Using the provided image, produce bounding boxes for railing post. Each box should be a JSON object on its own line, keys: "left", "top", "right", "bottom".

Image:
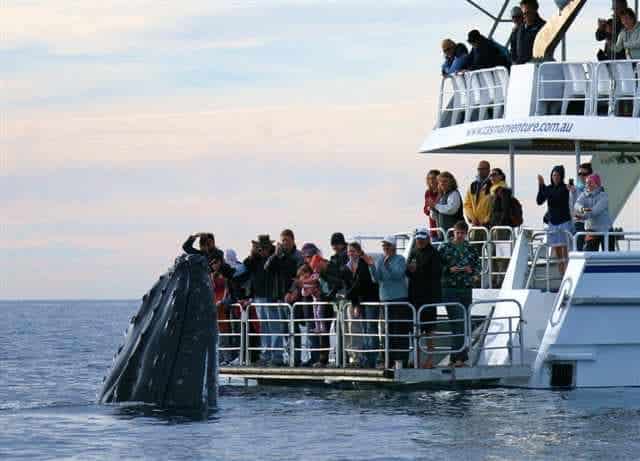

{"left": 239, "top": 304, "right": 246, "bottom": 366}
{"left": 412, "top": 303, "right": 419, "bottom": 369}
{"left": 334, "top": 302, "right": 342, "bottom": 368}
{"left": 289, "top": 304, "right": 295, "bottom": 368}
{"left": 384, "top": 304, "right": 390, "bottom": 369}
{"left": 508, "top": 317, "right": 513, "bottom": 365}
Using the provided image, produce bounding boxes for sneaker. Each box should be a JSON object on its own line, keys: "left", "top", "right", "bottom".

{"left": 229, "top": 357, "right": 242, "bottom": 366}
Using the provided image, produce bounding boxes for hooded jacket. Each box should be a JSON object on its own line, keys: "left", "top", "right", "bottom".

{"left": 513, "top": 15, "right": 546, "bottom": 64}
{"left": 574, "top": 187, "right": 613, "bottom": 232}
{"left": 536, "top": 165, "right": 572, "bottom": 225}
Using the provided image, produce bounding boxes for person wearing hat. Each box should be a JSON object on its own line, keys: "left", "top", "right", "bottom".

{"left": 574, "top": 174, "right": 613, "bottom": 252}
{"left": 366, "top": 235, "right": 410, "bottom": 367}
{"left": 243, "top": 234, "right": 276, "bottom": 365}
{"left": 406, "top": 229, "right": 442, "bottom": 368}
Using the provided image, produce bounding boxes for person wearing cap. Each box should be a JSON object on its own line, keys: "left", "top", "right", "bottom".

{"left": 366, "top": 235, "right": 410, "bottom": 367}
{"left": 438, "top": 221, "right": 481, "bottom": 367}
{"left": 243, "top": 235, "right": 276, "bottom": 365}
{"left": 574, "top": 174, "right": 613, "bottom": 252}
{"left": 465, "top": 29, "right": 510, "bottom": 71}
{"left": 406, "top": 229, "right": 442, "bottom": 368}
{"left": 441, "top": 38, "right": 469, "bottom": 76}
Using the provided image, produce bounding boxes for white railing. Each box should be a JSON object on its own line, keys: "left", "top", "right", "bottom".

{"left": 290, "top": 302, "right": 339, "bottom": 367}
{"left": 437, "top": 66, "right": 509, "bottom": 128}
{"left": 536, "top": 60, "right": 640, "bottom": 117}
{"left": 572, "top": 231, "right": 640, "bottom": 252}
{"left": 222, "top": 298, "right": 524, "bottom": 370}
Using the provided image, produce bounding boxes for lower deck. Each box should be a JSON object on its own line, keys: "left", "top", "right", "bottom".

{"left": 219, "top": 365, "right": 531, "bottom": 388}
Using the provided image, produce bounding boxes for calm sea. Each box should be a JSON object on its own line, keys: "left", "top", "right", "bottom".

{"left": 2, "top": 300, "right": 640, "bottom": 460}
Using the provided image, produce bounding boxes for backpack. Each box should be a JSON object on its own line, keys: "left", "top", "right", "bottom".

{"left": 510, "top": 196, "right": 523, "bottom": 227}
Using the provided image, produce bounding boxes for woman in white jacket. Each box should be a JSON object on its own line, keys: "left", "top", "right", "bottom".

{"left": 574, "top": 174, "right": 613, "bottom": 251}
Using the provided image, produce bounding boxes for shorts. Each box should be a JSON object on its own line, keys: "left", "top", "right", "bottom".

{"left": 546, "top": 220, "right": 573, "bottom": 248}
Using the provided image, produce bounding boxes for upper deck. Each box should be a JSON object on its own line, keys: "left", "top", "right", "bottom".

{"left": 421, "top": 60, "right": 640, "bottom": 156}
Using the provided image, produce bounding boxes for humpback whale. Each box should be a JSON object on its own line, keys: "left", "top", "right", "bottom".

{"left": 99, "top": 253, "right": 217, "bottom": 410}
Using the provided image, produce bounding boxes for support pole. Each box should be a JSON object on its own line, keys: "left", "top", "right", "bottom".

{"left": 509, "top": 143, "right": 516, "bottom": 193}
{"left": 575, "top": 141, "right": 582, "bottom": 173}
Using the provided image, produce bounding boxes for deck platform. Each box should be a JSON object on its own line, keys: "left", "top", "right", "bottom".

{"left": 219, "top": 365, "right": 531, "bottom": 387}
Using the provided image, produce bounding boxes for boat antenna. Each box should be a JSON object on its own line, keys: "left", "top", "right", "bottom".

{"left": 463, "top": 0, "right": 511, "bottom": 39}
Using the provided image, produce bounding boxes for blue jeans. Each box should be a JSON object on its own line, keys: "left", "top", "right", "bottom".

{"left": 362, "top": 305, "right": 381, "bottom": 368}
{"left": 254, "top": 297, "right": 273, "bottom": 361}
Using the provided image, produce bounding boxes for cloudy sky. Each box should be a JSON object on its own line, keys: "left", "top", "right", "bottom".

{"left": 3, "top": 0, "right": 639, "bottom": 299}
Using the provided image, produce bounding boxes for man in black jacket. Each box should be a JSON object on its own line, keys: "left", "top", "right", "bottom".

{"left": 466, "top": 30, "right": 510, "bottom": 70}
{"left": 325, "top": 232, "right": 350, "bottom": 297}
{"left": 406, "top": 229, "right": 442, "bottom": 368}
{"left": 265, "top": 229, "right": 304, "bottom": 365}
{"left": 512, "top": 0, "right": 546, "bottom": 64}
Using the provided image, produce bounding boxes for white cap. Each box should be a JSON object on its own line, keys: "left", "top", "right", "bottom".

{"left": 415, "top": 228, "right": 429, "bottom": 240}
{"left": 381, "top": 235, "right": 396, "bottom": 246}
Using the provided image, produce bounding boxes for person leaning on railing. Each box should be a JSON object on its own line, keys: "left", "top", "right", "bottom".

{"left": 438, "top": 220, "right": 480, "bottom": 368}
{"left": 441, "top": 39, "right": 469, "bottom": 77}
{"left": 614, "top": 7, "right": 640, "bottom": 59}
{"left": 574, "top": 174, "right": 613, "bottom": 252}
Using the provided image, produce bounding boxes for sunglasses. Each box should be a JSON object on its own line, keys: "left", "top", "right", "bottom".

{"left": 578, "top": 171, "right": 589, "bottom": 176}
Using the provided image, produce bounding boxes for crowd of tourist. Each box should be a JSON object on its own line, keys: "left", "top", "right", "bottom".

{"left": 184, "top": 157, "right": 613, "bottom": 370}
{"left": 441, "top": 0, "right": 640, "bottom": 77}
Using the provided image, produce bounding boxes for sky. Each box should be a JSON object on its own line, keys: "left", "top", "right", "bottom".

{"left": 2, "top": 0, "right": 639, "bottom": 299}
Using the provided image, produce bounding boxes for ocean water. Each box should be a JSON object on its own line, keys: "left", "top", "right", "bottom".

{"left": 2, "top": 300, "right": 640, "bottom": 460}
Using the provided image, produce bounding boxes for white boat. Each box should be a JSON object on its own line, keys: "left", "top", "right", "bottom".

{"left": 220, "top": 0, "right": 640, "bottom": 389}
{"left": 418, "top": 0, "right": 640, "bottom": 388}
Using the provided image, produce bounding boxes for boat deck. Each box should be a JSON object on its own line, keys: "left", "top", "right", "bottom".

{"left": 219, "top": 365, "right": 531, "bottom": 388}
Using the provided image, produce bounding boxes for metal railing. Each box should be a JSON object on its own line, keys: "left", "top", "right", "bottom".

{"left": 218, "top": 302, "right": 245, "bottom": 364}
{"left": 572, "top": 231, "right": 640, "bottom": 252}
{"left": 245, "top": 302, "right": 292, "bottom": 365}
{"left": 416, "top": 302, "right": 468, "bottom": 365}
{"left": 220, "top": 298, "right": 524, "bottom": 370}
{"left": 535, "top": 60, "right": 640, "bottom": 117}
{"left": 469, "top": 298, "right": 524, "bottom": 366}
{"left": 290, "top": 302, "right": 339, "bottom": 367}
{"left": 437, "top": 66, "right": 509, "bottom": 128}
{"left": 525, "top": 229, "right": 574, "bottom": 292}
